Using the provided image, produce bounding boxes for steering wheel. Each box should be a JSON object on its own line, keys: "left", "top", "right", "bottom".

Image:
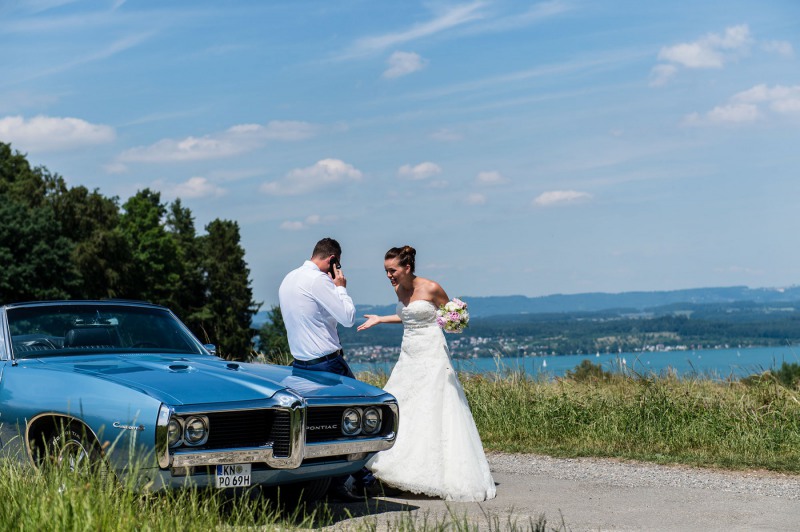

{"left": 131, "top": 341, "right": 159, "bottom": 348}
{"left": 26, "top": 338, "right": 56, "bottom": 349}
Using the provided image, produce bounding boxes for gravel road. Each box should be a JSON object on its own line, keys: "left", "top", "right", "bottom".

{"left": 323, "top": 452, "right": 800, "bottom": 530}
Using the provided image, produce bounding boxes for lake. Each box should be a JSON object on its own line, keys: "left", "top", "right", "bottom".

{"left": 351, "top": 344, "right": 800, "bottom": 379}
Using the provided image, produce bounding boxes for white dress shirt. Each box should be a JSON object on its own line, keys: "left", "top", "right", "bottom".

{"left": 278, "top": 260, "right": 355, "bottom": 361}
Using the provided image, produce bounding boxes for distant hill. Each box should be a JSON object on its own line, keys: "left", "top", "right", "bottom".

{"left": 252, "top": 285, "right": 800, "bottom": 326}
{"left": 355, "top": 285, "right": 800, "bottom": 320}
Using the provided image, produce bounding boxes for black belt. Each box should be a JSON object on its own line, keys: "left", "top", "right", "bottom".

{"left": 293, "top": 349, "right": 343, "bottom": 366}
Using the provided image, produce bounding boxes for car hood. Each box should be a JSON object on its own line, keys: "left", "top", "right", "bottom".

{"left": 30, "top": 354, "right": 378, "bottom": 405}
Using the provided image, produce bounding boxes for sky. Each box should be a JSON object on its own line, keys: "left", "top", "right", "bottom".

{"left": 1, "top": 0, "right": 799, "bottom": 308}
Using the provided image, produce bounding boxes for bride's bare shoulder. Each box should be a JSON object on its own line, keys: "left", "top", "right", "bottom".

{"left": 414, "top": 277, "right": 448, "bottom": 301}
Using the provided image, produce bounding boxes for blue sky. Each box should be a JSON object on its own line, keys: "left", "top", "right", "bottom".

{"left": 1, "top": 0, "right": 799, "bottom": 307}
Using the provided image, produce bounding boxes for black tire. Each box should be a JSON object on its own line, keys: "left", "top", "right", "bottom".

{"left": 46, "top": 422, "right": 110, "bottom": 479}
{"left": 279, "top": 477, "right": 331, "bottom": 503}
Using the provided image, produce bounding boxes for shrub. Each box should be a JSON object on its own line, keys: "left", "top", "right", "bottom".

{"left": 771, "top": 361, "right": 800, "bottom": 390}
{"left": 564, "top": 359, "right": 613, "bottom": 382}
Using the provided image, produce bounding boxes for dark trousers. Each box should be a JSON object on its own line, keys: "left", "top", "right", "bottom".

{"left": 291, "top": 350, "right": 355, "bottom": 378}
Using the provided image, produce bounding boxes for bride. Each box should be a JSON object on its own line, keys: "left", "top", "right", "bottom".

{"left": 358, "top": 246, "right": 496, "bottom": 501}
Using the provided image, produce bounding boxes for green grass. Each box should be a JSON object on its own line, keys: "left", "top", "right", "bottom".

{"left": 0, "top": 461, "right": 329, "bottom": 531}
{"left": 462, "top": 370, "right": 800, "bottom": 472}
{"left": 4, "top": 369, "right": 798, "bottom": 531}
{"left": 362, "top": 368, "right": 800, "bottom": 472}
{"left": 0, "top": 459, "right": 561, "bottom": 532}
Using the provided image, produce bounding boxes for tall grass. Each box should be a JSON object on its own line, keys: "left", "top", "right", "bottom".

{"left": 6, "top": 369, "right": 797, "bottom": 531}
{"left": 0, "top": 460, "right": 327, "bottom": 531}
{"left": 463, "top": 370, "right": 800, "bottom": 472}
{"left": 362, "top": 368, "right": 800, "bottom": 472}
{"left": 0, "top": 460, "right": 559, "bottom": 531}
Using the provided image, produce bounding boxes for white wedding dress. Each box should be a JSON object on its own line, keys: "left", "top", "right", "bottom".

{"left": 367, "top": 300, "right": 496, "bottom": 501}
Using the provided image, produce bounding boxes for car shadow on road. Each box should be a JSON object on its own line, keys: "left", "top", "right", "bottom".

{"left": 255, "top": 488, "right": 426, "bottom": 528}
{"left": 322, "top": 496, "right": 422, "bottom": 523}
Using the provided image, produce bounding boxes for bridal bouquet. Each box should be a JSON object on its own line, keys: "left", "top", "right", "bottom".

{"left": 436, "top": 298, "right": 469, "bottom": 333}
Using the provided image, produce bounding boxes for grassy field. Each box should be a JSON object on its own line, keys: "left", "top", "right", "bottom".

{"left": 359, "top": 368, "right": 800, "bottom": 472}
{"left": 467, "top": 370, "right": 800, "bottom": 472}
{"left": 3, "top": 370, "right": 798, "bottom": 531}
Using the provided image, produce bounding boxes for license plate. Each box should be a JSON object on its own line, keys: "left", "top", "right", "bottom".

{"left": 215, "top": 464, "right": 251, "bottom": 488}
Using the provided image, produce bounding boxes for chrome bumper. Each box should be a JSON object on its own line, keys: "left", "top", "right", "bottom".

{"left": 157, "top": 391, "right": 398, "bottom": 470}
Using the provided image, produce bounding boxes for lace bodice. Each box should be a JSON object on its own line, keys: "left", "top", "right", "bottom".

{"left": 396, "top": 300, "right": 438, "bottom": 329}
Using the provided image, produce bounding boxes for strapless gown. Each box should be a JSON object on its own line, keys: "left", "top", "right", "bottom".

{"left": 367, "top": 300, "right": 496, "bottom": 501}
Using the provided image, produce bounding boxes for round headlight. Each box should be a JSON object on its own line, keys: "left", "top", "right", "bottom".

{"left": 341, "top": 408, "right": 361, "bottom": 435}
{"left": 167, "top": 418, "right": 182, "bottom": 447}
{"left": 184, "top": 416, "right": 208, "bottom": 445}
{"left": 362, "top": 407, "right": 381, "bottom": 435}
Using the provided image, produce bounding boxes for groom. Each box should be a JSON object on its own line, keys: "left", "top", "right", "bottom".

{"left": 278, "top": 237, "right": 376, "bottom": 501}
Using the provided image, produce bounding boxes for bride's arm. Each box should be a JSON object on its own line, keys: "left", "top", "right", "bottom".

{"left": 357, "top": 314, "right": 401, "bottom": 331}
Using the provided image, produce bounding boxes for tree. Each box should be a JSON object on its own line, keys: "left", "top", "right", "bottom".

{"left": 0, "top": 196, "right": 78, "bottom": 303}
{"left": 0, "top": 142, "right": 48, "bottom": 206}
{"left": 257, "top": 306, "right": 292, "bottom": 365}
{"left": 165, "top": 199, "right": 206, "bottom": 325}
{"left": 50, "top": 184, "right": 129, "bottom": 299}
{"left": 198, "top": 219, "right": 260, "bottom": 360}
{"left": 118, "top": 189, "right": 181, "bottom": 305}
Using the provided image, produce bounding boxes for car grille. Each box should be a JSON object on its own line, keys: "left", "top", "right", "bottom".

{"left": 205, "top": 409, "right": 291, "bottom": 457}
{"left": 305, "top": 405, "right": 394, "bottom": 443}
{"left": 270, "top": 411, "right": 291, "bottom": 457}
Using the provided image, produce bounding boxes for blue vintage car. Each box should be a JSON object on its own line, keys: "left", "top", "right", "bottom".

{"left": 0, "top": 300, "right": 397, "bottom": 496}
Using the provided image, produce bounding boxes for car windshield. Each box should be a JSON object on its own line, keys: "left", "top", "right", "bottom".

{"left": 7, "top": 303, "right": 206, "bottom": 358}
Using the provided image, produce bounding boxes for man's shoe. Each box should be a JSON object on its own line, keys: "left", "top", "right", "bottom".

{"left": 329, "top": 482, "right": 367, "bottom": 503}
{"left": 354, "top": 475, "right": 383, "bottom": 498}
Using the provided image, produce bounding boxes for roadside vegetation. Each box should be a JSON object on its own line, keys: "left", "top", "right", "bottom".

{"left": 2, "top": 361, "right": 797, "bottom": 531}
{"left": 0, "top": 459, "right": 556, "bottom": 531}
{"left": 468, "top": 363, "right": 800, "bottom": 472}
{"left": 366, "top": 360, "right": 800, "bottom": 473}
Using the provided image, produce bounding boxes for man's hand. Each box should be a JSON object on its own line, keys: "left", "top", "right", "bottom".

{"left": 331, "top": 264, "right": 346, "bottom": 288}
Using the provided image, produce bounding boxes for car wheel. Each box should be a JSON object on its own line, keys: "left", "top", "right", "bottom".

{"left": 279, "top": 477, "right": 331, "bottom": 502}
{"left": 47, "top": 423, "right": 110, "bottom": 480}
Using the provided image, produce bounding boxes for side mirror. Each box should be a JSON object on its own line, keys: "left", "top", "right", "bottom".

{"left": 204, "top": 344, "right": 217, "bottom": 355}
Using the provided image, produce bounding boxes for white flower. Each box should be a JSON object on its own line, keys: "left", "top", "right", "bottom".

{"left": 445, "top": 301, "right": 459, "bottom": 312}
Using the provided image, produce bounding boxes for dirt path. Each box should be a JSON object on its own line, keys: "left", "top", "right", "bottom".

{"left": 321, "top": 452, "right": 800, "bottom": 530}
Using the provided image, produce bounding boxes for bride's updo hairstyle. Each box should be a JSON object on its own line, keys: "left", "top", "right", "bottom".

{"left": 385, "top": 245, "right": 416, "bottom": 274}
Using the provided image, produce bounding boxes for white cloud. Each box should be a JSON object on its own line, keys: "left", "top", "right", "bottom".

{"left": 383, "top": 51, "right": 427, "bottom": 79}
{"left": 280, "top": 214, "right": 329, "bottom": 231}
{"left": 280, "top": 221, "right": 305, "bottom": 231}
{"left": 652, "top": 25, "right": 754, "bottom": 85}
{"left": 732, "top": 84, "right": 800, "bottom": 112}
{"left": 659, "top": 42, "right": 725, "bottom": 69}
{"left": 648, "top": 64, "right": 678, "bottom": 87}
{"left": 466, "top": 193, "right": 486, "bottom": 205}
{"left": 684, "top": 84, "right": 800, "bottom": 125}
{"left": 707, "top": 103, "right": 761, "bottom": 123}
{"left": 430, "top": 128, "right": 463, "bottom": 142}
{"left": 684, "top": 103, "right": 761, "bottom": 125}
{"left": 261, "top": 158, "right": 363, "bottom": 195}
{"left": 533, "top": 190, "right": 591, "bottom": 207}
{"left": 475, "top": 170, "right": 507, "bottom": 186}
{"left": 398, "top": 161, "right": 442, "bottom": 180}
{"left": 0, "top": 114, "right": 115, "bottom": 152}
{"left": 119, "top": 120, "right": 318, "bottom": 163}
{"left": 761, "top": 40, "right": 794, "bottom": 57}
{"left": 342, "top": 2, "right": 485, "bottom": 58}
{"left": 467, "top": 0, "right": 571, "bottom": 34}
{"left": 154, "top": 176, "right": 228, "bottom": 199}
{"left": 104, "top": 162, "right": 128, "bottom": 174}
